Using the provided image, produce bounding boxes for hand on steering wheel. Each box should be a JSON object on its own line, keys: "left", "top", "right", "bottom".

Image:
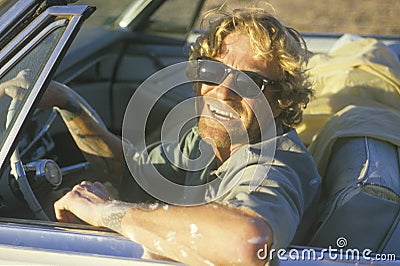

{"left": 0, "top": 69, "right": 33, "bottom": 101}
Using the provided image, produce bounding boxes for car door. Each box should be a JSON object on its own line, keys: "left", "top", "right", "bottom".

{"left": 0, "top": 0, "right": 153, "bottom": 263}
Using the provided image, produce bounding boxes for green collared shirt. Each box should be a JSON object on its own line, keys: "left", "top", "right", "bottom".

{"left": 125, "top": 127, "right": 321, "bottom": 249}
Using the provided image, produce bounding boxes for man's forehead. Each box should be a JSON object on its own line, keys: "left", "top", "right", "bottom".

{"left": 216, "top": 32, "right": 282, "bottom": 80}
{"left": 219, "top": 33, "right": 255, "bottom": 59}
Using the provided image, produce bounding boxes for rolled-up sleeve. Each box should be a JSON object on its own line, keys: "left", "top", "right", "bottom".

{"left": 219, "top": 131, "right": 321, "bottom": 250}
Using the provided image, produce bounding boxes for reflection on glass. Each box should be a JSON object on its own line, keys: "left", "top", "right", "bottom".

{"left": 0, "top": 26, "right": 65, "bottom": 149}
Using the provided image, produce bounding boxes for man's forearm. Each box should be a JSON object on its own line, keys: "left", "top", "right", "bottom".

{"left": 101, "top": 201, "right": 135, "bottom": 234}
{"left": 101, "top": 202, "right": 272, "bottom": 265}
{"left": 52, "top": 82, "right": 124, "bottom": 183}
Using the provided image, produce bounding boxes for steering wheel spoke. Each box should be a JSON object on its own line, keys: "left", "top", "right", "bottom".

{"left": 12, "top": 153, "right": 50, "bottom": 220}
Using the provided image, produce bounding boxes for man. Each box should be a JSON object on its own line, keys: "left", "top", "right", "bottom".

{"left": 50, "top": 7, "right": 320, "bottom": 265}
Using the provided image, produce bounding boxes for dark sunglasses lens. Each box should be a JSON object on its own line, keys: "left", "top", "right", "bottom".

{"left": 198, "top": 61, "right": 226, "bottom": 85}
{"left": 193, "top": 60, "right": 268, "bottom": 98}
{"left": 235, "top": 72, "right": 263, "bottom": 98}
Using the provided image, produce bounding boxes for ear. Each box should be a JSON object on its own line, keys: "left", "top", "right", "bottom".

{"left": 272, "top": 106, "right": 282, "bottom": 118}
{"left": 265, "top": 91, "right": 282, "bottom": 118}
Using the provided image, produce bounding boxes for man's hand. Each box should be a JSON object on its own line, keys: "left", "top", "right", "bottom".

{"left": 54, "top": 181, "right": 115, "bottom": 226}
{"left": 0, "top": 69, "right": 75, "bottom": 110}
{"left": 0, "top": 69, "right": 34, "bottom": 100}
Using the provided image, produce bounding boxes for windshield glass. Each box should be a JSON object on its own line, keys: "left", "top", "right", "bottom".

{"left": 0, "top": 0, "right": 15, "bottom": 17}
{"left": 81, "top": 0, "right": 202, "bottom": 39}
{"left": 80, "top": 0, "right": 398, "bottom": 36}
{"left": 0, "top": 26, "right": 66, "bottom": 149}
{"left": 79, "top": 0, "right": 132, "bottom": 26}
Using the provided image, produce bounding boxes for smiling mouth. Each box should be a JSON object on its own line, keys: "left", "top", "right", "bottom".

{"left": 208, "top": 104, "right": 240, "bottom": 121}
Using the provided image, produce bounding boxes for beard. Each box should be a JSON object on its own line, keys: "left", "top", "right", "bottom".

{"left": 197, "top": 106, "right": 261, "bottom": 149}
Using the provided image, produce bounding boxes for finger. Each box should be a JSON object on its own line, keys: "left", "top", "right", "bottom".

{"left": 80, "top": 180, "right": 92, "bottom": 186}
{"left": 80, "top": 181, "right": 101, "bottom": 194}
{"left": 66, "top": 211, "right": 78, "bottom": 223}
{"left": 54, "top": 196, "right": 72, "bottom": 222}
{"left": 15, "top": 69, "right": 34, "bottom": 87}
{"left": 72, "top": 183, "right": 106, "bottom": 204}
{"left": 93, "top": 182, "right": 113, "bottom": 198}
{"left": 54, "top": 190, "right": 91, "bottom": 223}
{"left": 17, "top": 69, "right": 34, "bottom": 79}
{"left": 78, "top": 182, "right": 96, "bottom": 194}
{"left": 5, "top": 70, "right": 33, "bottom": 89}
{"left": 78, "top": 181, "right": 110, "bottom": 199}
{"left": 93, "top": 181, "right": 106, "bottom": 190}
{"left": 83, "top": 182, "right": 111, "bottom": 200}
{"left": 56, "top": 209, "right": 78, "bottom": 223}
{"left": 5, "top": 86, "right": 26, "bottom": 100}
{"left": 72, "top": 184, "right": 84, "bottom": 192}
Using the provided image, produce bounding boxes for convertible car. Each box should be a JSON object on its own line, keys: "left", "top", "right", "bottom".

{"left": 0, "top": 0, "right": 398, "bottom": 264}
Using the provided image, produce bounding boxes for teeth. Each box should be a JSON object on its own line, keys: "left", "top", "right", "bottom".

{"left": 209, "top": 104, "right": 239, "bottom": 120}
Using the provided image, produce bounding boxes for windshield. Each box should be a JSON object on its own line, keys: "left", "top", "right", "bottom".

{"left": 0, "top": 26, "right": 66, "bottom": 152}
{"left": 79, "top": 0, "right": 133, "bottom": 27}
{"left": 0, "top": 0, "right": 15, "bottom": 17}
{"left": 81, "top": 0, "right": 202, "bottom": 39}
{"left": 80, "top": 0, "right": 399, "bottom": 36}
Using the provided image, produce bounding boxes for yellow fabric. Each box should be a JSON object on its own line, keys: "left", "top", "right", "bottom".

{"left": 296, "top": 37, "right": 400, "bottom": 145}
{"left": 294, "top": 37, "right": 400, "bottom": 174}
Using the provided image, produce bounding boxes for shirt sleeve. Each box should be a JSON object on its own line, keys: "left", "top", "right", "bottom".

{"left": 218, "top": 132, "right": 321, "bottom": 250}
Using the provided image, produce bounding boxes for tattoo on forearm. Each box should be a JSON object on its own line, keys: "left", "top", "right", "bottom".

{"left": 56, "top": 102, "right": 83, "bottom": 121}
{"left": 101, "top": 201, "right": 135, "bottom": 234}
{"left": 67, "top": 122, "right": 112, "bottom": 154}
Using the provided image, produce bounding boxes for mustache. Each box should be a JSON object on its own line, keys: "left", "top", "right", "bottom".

{"left": 196, "top": 97, "right": 244, "bottom": 116}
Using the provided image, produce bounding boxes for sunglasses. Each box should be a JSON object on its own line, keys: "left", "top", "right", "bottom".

{"left": 188, "top": 58, "right": 281, "bottom": 98}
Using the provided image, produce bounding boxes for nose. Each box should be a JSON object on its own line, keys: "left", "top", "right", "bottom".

{"left": 213, "top": 74, "right": 240, "bottom": 100}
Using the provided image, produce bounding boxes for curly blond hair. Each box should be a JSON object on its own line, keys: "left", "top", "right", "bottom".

{"left": 189, "top": 6, "right": 313, "bottom": 129}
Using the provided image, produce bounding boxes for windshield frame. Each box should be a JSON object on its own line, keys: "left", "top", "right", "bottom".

{"left": 0, "top": 4, "right": 95, "bottom": 175}
{"left": 0, "top": 0, "right": 42, "bottom": 49}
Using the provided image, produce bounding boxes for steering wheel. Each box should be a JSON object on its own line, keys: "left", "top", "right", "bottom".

{"left": 7, "top": 98, "right": 54, "bottom": 220}
{"left": 5, "top": 87, "right": 101, "bottom": 220}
